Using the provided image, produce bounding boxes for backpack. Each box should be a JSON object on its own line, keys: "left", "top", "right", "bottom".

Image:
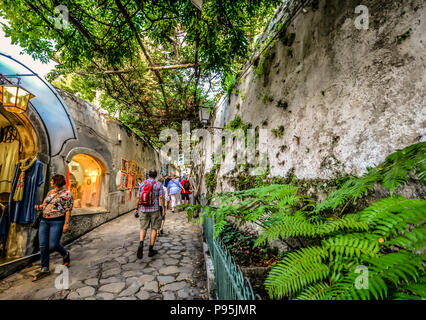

{"left": 183, "top": 179, "right": 190, "bottom": 191}
{"left": 139, "top": 180, "right": 156, "bottom": 206}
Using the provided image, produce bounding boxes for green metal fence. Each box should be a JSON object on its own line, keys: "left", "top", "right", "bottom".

{"left": 201, "top": 194, "right": 258, "bottom": 300}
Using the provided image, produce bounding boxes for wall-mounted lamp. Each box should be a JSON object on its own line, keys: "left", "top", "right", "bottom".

{"left": 0, "top": 75, "right": 35, "bottom": 114}
{"left": 198, "top": 105, "right": 223, "bottom": 130}
{"left": 199, "top": 105, "right": 210, "bottom": 125}
{"left": 118, "top": 133, "right": 122, "bottom": 143}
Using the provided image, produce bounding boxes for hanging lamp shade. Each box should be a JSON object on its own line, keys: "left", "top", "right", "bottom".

{"left": 199, "top": 105, "right": 210, "bottom": 124}
{"left": 0, "top": 83, "right": 35, "bottom": 113}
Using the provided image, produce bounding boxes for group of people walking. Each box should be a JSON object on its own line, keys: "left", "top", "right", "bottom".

{"left": 135, "top": 171, "right": 192, "bottom": 259}
{"left": 31, "top": 170, "right": 193, "bottom": 281}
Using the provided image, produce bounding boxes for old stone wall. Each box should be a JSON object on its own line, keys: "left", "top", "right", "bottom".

{"left": 205, "top": 0, "right": 425, "bottom": 195}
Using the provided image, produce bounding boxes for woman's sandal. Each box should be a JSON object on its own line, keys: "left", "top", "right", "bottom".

{"left": 32, "top": 270, "right": 50, "bottom": 282}
{"left": 63, "top": 252, "right": 71, "bottom": 267}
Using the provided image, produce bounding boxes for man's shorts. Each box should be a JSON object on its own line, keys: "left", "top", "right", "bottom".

{"left": 181, "top": 193, "right": 190, "bottom": 201}
{"left": 139, "top": 210, "right": 162, "bottom": 230}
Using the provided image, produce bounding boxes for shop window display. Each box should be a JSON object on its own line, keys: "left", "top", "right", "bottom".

{"left": 0, "top": 109, "right": 41, "bottom": 261}
{"left": 67, "top": 154, "right": 104, "bottom": 209}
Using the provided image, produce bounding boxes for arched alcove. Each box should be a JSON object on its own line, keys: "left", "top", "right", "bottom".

{"left": 66, "top": 153, "right": 108, "bottom": 212}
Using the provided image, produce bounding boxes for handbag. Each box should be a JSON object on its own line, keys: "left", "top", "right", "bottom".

{"left": 31, "top": 210, "right": 43, "bottom": 229}
{"left": 31, "top": 191, "right": 62, "bottom": 229}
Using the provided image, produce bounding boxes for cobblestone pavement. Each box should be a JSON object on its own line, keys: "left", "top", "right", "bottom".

{"left": 0, "top": 210, "right": 208, "bottom": 300}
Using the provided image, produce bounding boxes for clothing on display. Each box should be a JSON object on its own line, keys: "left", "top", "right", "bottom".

{"left": 9, "top": 159, "right": 44, "bottom": 225}
{"left": 0, "top": 204, "right": 9, "bottom": 258}
{"left": 0, "top": 203, "right": 9, "bottom": 236}
{"left": 0, "top": 126, "right": 20, "bottom": 193}
{"left": 12, "top": 156, "right": 38, "bottom": 202}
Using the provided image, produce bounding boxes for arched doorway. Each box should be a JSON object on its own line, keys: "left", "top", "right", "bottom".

{"left": 67, "top": 154, "right": 107, "bottom": 211}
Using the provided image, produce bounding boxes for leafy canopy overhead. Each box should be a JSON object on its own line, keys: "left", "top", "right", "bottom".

{"left": 0, "top": 0, "right": 280, "bottom": 145}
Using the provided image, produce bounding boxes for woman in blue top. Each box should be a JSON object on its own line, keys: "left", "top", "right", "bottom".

{"left": 167, "top": 175, "right": 182, "bottom": 213}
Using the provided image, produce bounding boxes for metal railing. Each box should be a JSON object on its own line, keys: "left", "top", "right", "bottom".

{"left": 201, "top": 194, "right": 258, "bottom": 300}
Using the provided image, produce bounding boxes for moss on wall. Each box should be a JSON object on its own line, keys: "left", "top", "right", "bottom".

{"left": 225, "top": 115, "right": 252, "bottom": 132}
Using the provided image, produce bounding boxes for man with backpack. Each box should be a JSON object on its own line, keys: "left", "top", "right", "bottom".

{"left": 180, "top": 175, "right": 191, "bottom": 205}
{"left": 135, "top": 170, "right": 165, "bottom": 259}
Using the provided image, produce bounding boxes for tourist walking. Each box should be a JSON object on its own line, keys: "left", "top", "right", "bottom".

{"left": 167, "top": 175, "right": 182, "bottom": 213}
{"left": 181, "top": 175, "right": 191, "bottom": 205}
{"left": 163, "top": 175, "right": 171, "bottom": 210}
{"left": 32, "top": 174, "right": 73, "bottom": 281}
{"left": 164, "top": 175, "right": 172, "bottom": 189}
{"left": 157, "top": 178, "right": 168, "bottom": 236}
{"left": 136, "top": 170, "right": 165, "bottom": 258}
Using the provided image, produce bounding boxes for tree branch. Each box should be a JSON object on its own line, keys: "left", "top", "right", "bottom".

{"left": 75, "top": 63, "right": 196, "bottom": 75}
{"left": 115, "top": 0, "right": 170, "bottom": 114}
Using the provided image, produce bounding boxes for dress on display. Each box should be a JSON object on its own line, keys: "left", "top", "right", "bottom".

{"left": 9, "top": 159, "right": 44, "bottom": 225}
{"left": 0, "top": 140, "right": 20, "bottom": 193}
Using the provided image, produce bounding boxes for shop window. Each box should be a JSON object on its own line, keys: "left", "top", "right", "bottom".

{"left": 0, "top": 108, "right": 39, "bottom": 261}
{"left": 67, "top": 154, "right": 105, "bottom": 210}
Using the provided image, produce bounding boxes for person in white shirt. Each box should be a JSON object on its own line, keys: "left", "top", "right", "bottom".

{"left": 158, "top": 178, "right": 168, "bottom": 236}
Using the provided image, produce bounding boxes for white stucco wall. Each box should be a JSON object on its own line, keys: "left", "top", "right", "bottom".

{"left": 205, "top": 0, "right": 425, "bottom": 193}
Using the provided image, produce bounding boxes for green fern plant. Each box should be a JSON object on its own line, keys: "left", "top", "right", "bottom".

{"left": 189, "top": 142, "right": 426, "bottom": 300}
{"left": 316, "top": 142, "right": 426, "bottom": 213}
{"left": 262, "top": 143, "right": 426, "bottom": 300}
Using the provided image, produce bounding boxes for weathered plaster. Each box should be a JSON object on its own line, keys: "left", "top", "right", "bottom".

{"left": 207, "top": 0, "right": 425, "bottom": 194}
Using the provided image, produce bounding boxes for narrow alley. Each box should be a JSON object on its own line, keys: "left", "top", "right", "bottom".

{"left": 0, "top": 211, "right": 208, "bottom": 300}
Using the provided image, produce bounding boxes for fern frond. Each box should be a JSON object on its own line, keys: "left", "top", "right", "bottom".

{"left": 265, "top": 246, "right": 329, "bottom": 298}
{"left": 358, "top": 196, "right": 426, "bottom": 224}
{"left": 415, "top": 156, "right": 426, "bottom": 185}
{"left": 381, "top": 142, "right": 426, "bottom": 193}
{"left": 316, "top": 214, "right": 369, "bottom": 234}
{"left": 331, "top": 251, "right": 424, "bottom": 300}
{"left": 316, "top": 169, "right": 380, "bottom": 212}
{"left": 295, "top": 282, "right": 332, "bottom": 300}
{"left": 397, "top": 283, "right": 426, "bottom": 299}
{"left": 323, "top": 235, "right": 380, "bottom": 259}
{"left": 255, "top": 215, "right": 316, "bottom": 246}
{"left": 256, "top": 213, "right": 369, "bottom": 246}
{"left": 316, "top": 142, "right": 426, "bottom": 212}
{"left": 386, "top": 226, "right": 426, "bottom": 251}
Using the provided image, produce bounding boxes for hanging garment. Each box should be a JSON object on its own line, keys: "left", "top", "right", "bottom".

{"left": 0, "top": 140, "right": 20, "bottom": 193}
{"left": 0, "top": 204, "right": 8, "bottom": 258}
{"left": 12, "top": 156, "right": 37, "bottom": 202}
{"left": 0, "top": 203, "right": 9, "bottom": 237}
{"left": 9, "top": 159, "right": 44, "bottom": 225}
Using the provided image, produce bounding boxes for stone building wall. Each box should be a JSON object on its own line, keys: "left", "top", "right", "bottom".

{"left": 55, "top": 88, "right": 160, "bottom": 244}
{"left": 203, "top": 0, "right": 426, "bottom": 196}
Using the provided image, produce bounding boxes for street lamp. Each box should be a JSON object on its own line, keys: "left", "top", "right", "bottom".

{"left": 198, "top": 105, "right": 223, "bottom": 130}
{"left": 0, "top": 76, "right": 35, "bottom": 114}
{"left": 199, "top": 105, "right": 210, "bottom": 125}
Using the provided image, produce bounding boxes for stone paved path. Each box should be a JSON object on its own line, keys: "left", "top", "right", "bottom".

{"left": 0, "top": 210, "right": 208, "bottom": 300}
